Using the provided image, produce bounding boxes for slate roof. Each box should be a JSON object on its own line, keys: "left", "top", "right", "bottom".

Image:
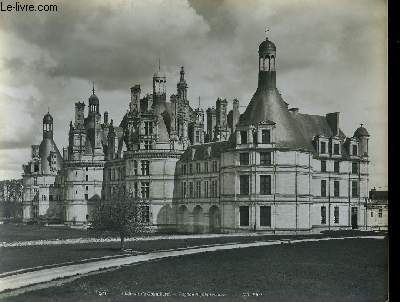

{"left": 180, "top": 141, "right": 233, "bottom": 161}
{"left": 239, "top": 88, "right": 314, "bottom": 151}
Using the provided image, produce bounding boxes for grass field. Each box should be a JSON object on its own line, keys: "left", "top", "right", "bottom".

{"left": 0, "top": 224, "right": 89, "bottom": 242}
{"left": 2, "top": 238, "right": 388, "bottom": 302}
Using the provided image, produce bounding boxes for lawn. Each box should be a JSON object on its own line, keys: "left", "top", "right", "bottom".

{"left": 1, "top": 238, "right": 388, "bottom": 302}
{"left": 0, "top": 224, "right": 89, "bottom": 242}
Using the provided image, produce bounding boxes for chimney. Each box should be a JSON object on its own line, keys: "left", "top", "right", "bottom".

{"left": 104, "top": 111, "right": 109, "bottom": 124}
{"left": 326, "top": 112, "right": 340, "bottom": 136}
{"left": 232, "top": 98, "right": 240, "bottom": 133}
{"left": 130, "top": 84, "right": 141, "bottom": 112}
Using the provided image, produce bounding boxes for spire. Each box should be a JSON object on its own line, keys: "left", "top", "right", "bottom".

{"left": 198, "top": 96, "right": 201, "bottom": 108}
{"left": 158, "top": 57, "right": 161, "bottom": 72}
{"left": 92, "top": 82, "right": 95, "bottom": 95}
{"left": 265, "top": 27, "right": 270, "bottom": 40}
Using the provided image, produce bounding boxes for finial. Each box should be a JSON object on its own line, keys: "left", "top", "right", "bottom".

{"left": 158, "top": 58, "right": 161, "bottom": 72}
{"left": 360, "top": 123, "right": 364, "bottom": 127}
{"left": 198, "top": 96, "right": 201, "bottom": 108}
{"left": 47, "top": 106, "right": 50, "bottom": 114}
{"left": 265, "top": 27, "right": 269, "bottom": 39}
{"left": 92, "top": 82, "right": 95, "bottom": 95}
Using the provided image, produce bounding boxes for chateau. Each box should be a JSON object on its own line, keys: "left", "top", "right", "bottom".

{"left": 22, "top": 36, "right": 370, "bottom": 233}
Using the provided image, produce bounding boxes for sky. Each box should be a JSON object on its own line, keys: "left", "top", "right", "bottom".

{"left": 0, "top": 0, "right": 387, "bottom": 189}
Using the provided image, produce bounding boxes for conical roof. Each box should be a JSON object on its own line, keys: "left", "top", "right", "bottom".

{"left": 239, "top": 88, "right": 313, "bottom": 151}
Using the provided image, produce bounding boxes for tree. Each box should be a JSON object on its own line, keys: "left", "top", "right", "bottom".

{"left": 91, "top": 193, "right": 149, "bottom": 251}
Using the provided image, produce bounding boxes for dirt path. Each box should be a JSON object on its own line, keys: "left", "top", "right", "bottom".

{"left": 0, "top": 235, "right": 384, "bottom": 293}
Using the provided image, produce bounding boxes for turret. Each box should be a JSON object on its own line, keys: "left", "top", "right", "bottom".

{"left": 353, "top": 124, "right": 370, "bottom": 157}
{"left": 258, "top": 36, "right": 276, "bottom": 89}
{"left": 153, "top": 63, "right": 166, "bottom": 104}
{"left": 43, "top": 112, "right": 53, "bottom": 139}
{"left": 177, "top": 66, "right": 188, "bottom": 101}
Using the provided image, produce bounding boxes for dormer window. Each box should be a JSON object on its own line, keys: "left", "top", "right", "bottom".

{"left": 144, "top": 140, "right": 152, "bottom": 150}
{"left": 240, "top": 131, "right": 247, "bottom": 144}
{"left": 333, "top": 143, "right": 340, "bottom": 155}
{"left": 144, "top": 121, "right": 153, "bottom": 136}
{"left": 320, "top": 141, "right": 326, "bottom": 154}
{"left": 261, "top": 129, "right": 271, "bottom": 144}
{"left": 352, "top": 145, "right": 358, "bottom": 156}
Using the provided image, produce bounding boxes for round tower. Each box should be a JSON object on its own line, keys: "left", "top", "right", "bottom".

{"left": 258, "top": 36, "right": 277, "bottom": 89}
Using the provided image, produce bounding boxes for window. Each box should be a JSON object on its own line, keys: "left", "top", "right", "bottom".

{"left": 182, "top": 164, "right": 187, "bottom": 175}
{"left": 321, "top": 180, "right": 327, "bottom": 197}
{"left": 212, "top": 161, "right": 218, "bottom": 172}
{"left": 352, "top": 162, "right": 358, "bottom": 174}
{"left": 141, "top": 160, "right": 150, "bottom": 176}
{"left": 240, "top": 153, "right": 249, "bottom": 165}
{"left": 240, "top": 175, "right": 249, "bottom": 195}
{"left": 33, "top": 177, "right": 37, "bottom": 185}
{"left": 144, "top": 121, "right": 153, "bottom": 136}
{"left": 239, "top": 206, "right": 249, "bottom": 226}
{"left": 196, "top": 163, "right": 201, "bottom": 173}
{"left": 371, "top": 211, "right": 373, "bottom": 218}
{"left": 141, "top": 182, "right": 150, "bottom": 199}
{"left": 49, "top": 195, "right": 53, "bottom": 201}
{"left": 196, "top": 181, "right": 201, "bottom": 198}
{"left": 333, "top": 180, "right": 340, "bottom": 197}
{"left": 84, "top": 194, "right": 88, "bottom": 200}
{"left": 195, "top": 130, "right": 200, "bottom": 143}
{"left": 182, "top": 182, "right": 187, "bottom": 198}
{"left": 334, "top": 161, "right": 340, "bottom": 173}
{"left": 321, "top": 160, "right": 327, "bottom": 172}
{"left": 352, "top": 181, "right": 359, "bottom": 197}
{"left": 86, "top": 175, "right": 88, "bottom": 181}
{"left": 189, "top": 182, "right": 194, "bottom": 198}
{"left": 189, "top": 164, "right": 193, "bottom": 174}
{"left": 321, "top": 206, "right": 326, "bottom": 224}
{"left": 260, "top": 152, "right": 272, "bottom": 166}
{"left": 260, "top": 206, "right": 271, "bottom": 226}
{"left": 261, "top": 129, "right": 271, "bottom": 144}
{"left": 134, "top": 182, "right": 139, "bottom": 198}
{"left": 352, "top": 145, "right": 358, "bottom": 156}
{"left": 320, "top": 141, "right": 326, "bottom": 154}
{"left": 144, "top": 140, "right": 152, "bottom": 150}
{"left": 334, "top": 181, "right": 340, "bottom": 197}
{"left": 260, "top": 175, "right": 271, "bottom": 195}
{"left": 141, "top": 206, "right": 150, "bottom": 223}
{"left": 378, "top": 209, "right": 383, "bottom": 218}
{"left": 86, "top": 186, "right": 88, "bottom": 191}
{"left": 240, "top": 131, "right": 247, "bottom": 144}
{"left": 204, "top": 162, "right": 209, "bottom": 173}
{"left": 34, "top": 163, "right": 39, "bottom": 172}
{"left": 333, "top": 143, "right": 340, "bottom": 155}
{"left": 204, "top": 181, "right": 209, "bottom": 198}
{"left": 211, "top": 180, "right": 218, "bottom": 197}
{"left": 42, "top": 195, "right": 46, "bottom": 201}
{"left": 334, "top": 206, "right": 339, "bottom": 223}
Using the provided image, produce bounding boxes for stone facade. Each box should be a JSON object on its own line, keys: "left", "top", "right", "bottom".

{"left": 22, "top": 113, "right": 63, "bottom": 221}
{"left": 21, "top": 36, "right": 372, "bottom": 233}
